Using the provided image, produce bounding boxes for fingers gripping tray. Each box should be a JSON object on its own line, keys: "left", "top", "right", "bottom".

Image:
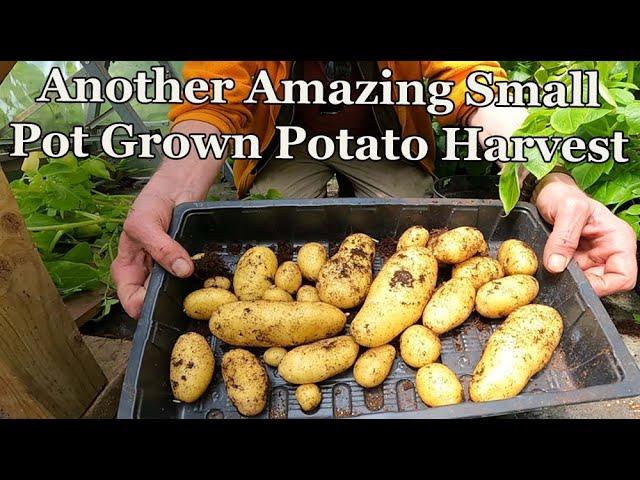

{"left": 118, "top": 199, "right": 640, "bottom": 419}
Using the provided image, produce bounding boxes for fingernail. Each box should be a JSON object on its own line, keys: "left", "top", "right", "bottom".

{"left": 171, "top": 258, "right": 190, "bottom": 277}
{"left": 548, "top": 254, "right": 568, "bottom": 272}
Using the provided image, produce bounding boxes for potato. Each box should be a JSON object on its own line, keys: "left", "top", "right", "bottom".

{"left": 350, "top": 246, "right": 437, "bottom": 347}
{"left": 210, "top": 301, "right": 346, "bottom": 347}
{"left": 183, "top": 287, "right": 238, "bottom": 320}
{"left": 297, "top": 285, "right": 320, "bottom": 302}
{"left": 170, "top": 333, "right": 215, "bottom": 403}
{"left": 203, "top": 276, "right": 231, "bottom": 290}
{"left": 296, "top": 384, "right": 322, "bottom": 412}
{"left": 397, "top": 225, "right": 429, "bottom": 251}
{"left": 400, "top": 325, "right": 441, "bottom": 368}
{"left": 498, "top": 239, "right": 539, "bottom": 276}
{"left": 221, "top": 349, "right": 269, "bottom": 416}
{"left": 262, "top": 285, "right": 293, "bottom": 302}
{"left": 263, "top": 346, "right": 287, "bottom": 367}
{"left": 475, "top": 274, "right": 539, "bottom": 319}
{"left": 353, "top": 345, "right": 396, "bottom": 388}
{"left": 297, "top": 242, "right": 328, "bottom": 281}
{"left": 275, "top": 261, "right": 302, "bottom": 294}
{"left": 233, "top": 246, "right": 278, "bottom": 301}
{"left": 278, "top": 335, "right": 359, "bottom": 384}
{"left": 470, "top": 304, "right": 563, "bottom": 402}
{"left": 422, "top": 278, "right": 475, "bottom": 334}
{"left": 429, "top": 226, "right": 488, "bottom": 264}
{"left": 451, "top": 256, "right": 504, "bottom": 290}
{"left": 317, "top": 233, "right": 376, "bottom": 309}
{"left": 415, "top": 363, "right": 464, "bottom": 407}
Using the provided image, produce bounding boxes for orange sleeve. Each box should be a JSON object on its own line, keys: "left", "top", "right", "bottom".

{"left": 421, "top": 61, "right": 507, "bottom": 126}
{"left": 168, "top": 61, "right": 259, "bottom": 134}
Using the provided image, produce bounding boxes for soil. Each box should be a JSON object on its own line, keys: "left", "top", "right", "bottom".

{"left": 616, "top": 320, "right": 640, "bottom": 337}
{"left": 193, "top": 244, "right": 232, "bottom": 279}
{"left": 275, "top": 242, "right": 294, "bottom": 264}
{"left": 377, "top": 237, "right": 397, "bottom": 261}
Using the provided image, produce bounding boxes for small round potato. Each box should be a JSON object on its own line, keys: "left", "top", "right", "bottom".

{"left": 400, "top": 325, "right": 441, "bottom": 368}
{"left": 475, "top": 274, "right": 539, "bottom": 319}
{"left": 170, "top": 333, "right": 215, "bottom": 403}
{"left": 296, "top": 384, "right": 322, "bottom": 412}
{"left": 263, "top": 347, "right": 287, "bottom": 367}
{"left": 262, "top": 285, "right": 293, "bottom": 302}
{"left": 415, "top": 363, "right": 463, "bottom": 407}
{"left": 397, "top": 226, "right": 429, "bottom": 251}
{"left": 221, "top": 349, "right": 269, "bottom": 417}
{"left": 430, "top": 226, "right": 488, "bottom": 264}
{"left": 297, "top": 242, "right": 328, "bottom": 281}
{"left": 296, "top": 285, "right": 320, "bottom": 302}
{"left": 497, "top": 239, "right": 539, "bottom": 276}
{"left": 183, "top": 287, "right": 238, "bottom": 320}
{"left": 204, "top": 276, "right": 231, "bottom": 290}
{"left": 275, "top": 261, "right": 303, "bottom": 294}
{"left": 353, "top": 344, "right": 396, "bottom": 388}
{"left": 451, "top": 256, "right": 504, "bottom": 290}
{"left": 422, "top": 278, "right": 476, "bottom": 334}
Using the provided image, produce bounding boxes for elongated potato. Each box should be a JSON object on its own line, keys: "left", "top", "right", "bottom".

{"left": 317, "top": 233, "right": 376, "bottom": 309}
{"left": 470, "top": 304, "right": 563, "bottom": 402}
{"left": 233, "top": 246, "right": 278, "bottom": 301}
{"left": 170, "top": 333, "right": 215, "bottom": 403}
{"left": 262, "top": 285, "right": 293, "bottom": 302}
{"left": 475, "top": 274, "right": 539, "bottom": 318}
{"left": 263, "top": 347, "right": 287, "bottom": 367}
{"left": 297, "top": 285, "right": 320, "bottom": 302}
{"left": 297, "top": 242, "right": 328, "bottom": 281}
{"left": 416, "top": 363, "right": 463, "bottom": 407}
{"left": 422, "top": 278, "right": 476, "bottom": 334}
{"left": 451, "top": 256, "right": 504, "bottom": 289}
{"left": 353, "top": 344, "right": 396, "bottom": 388}
{"left": 397, "top": 226, "right": 429, "bottom": 251}
{"left": 430, "top": 226, "right": 487, "bottom": 264}
{"left": 498, "top": 239, "right": 539, "bottom": 276}
{"left": 222, "top": 349, "right": 269, "bottom": 416}
{"left": 278, "top": 335, "right": 359, "bottom": 384}
{"left": 210, "top": 301, "right": 346, "bottom": 347}
{"left": 275, "top": 261, "right": 302, "bottom": 294}
{"left": 296, "top": 384, "right": 322, "bottom": 412}
{"left": 204, "top": 276, "right": 231, "bottom": 290}
{"left": 183, "top": 287, "right": 238, "bottom": 320}
{"left": 350, "top": 247, "right": 437, "bottom": 347}
{"left": 400, "top": 325, "right": 441, "bottom": 368}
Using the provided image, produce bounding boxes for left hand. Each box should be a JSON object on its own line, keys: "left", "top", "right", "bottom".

{"left": 535, "top": 173, "right": 638, "bottom": 296}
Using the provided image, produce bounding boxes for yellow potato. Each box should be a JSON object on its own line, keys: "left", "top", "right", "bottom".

{"left": 210, "top": 301, "right": 346, "bottom": 347}
{"left": 415, "top": 363, "right": 463, "bottom": 407}
{"left": 451, "top": 256, "right": 504, "bottom": 289}
{"left": 221, "top": 349, "right": 269, "bottom": 416}
{"left": 233, "top": 246, "right": 278, "bottom": 301}
{"left": 203, "top": 276, "right": 231, "bottom": 290}
{"left": 296, "top": 285, "right": 320, "bottom": 302}
{"left": 498, "top": 239, "right": 539, "bottom": 276}
{"left": 170, "top": 333, "right": 215, "bottom": 403}
{"left": 278, "top": 335, "right": 359, "bottom": 384}
{"left": 183, "top": 287, "right": 238, "bottom": 320}
{"left": 430, "top": 226, "right": 488, "bottom": 264}
{"left": 297, "top": 242, "right": 328, "bottom": 281}
{"left": 397, "top": 225, "right": 429, "bottom": 251}
{"left": 353, "top": 344, "right": 396, "bottom": 388}
{"left": 470, "top": 304, "right": 563, "bottom": 402}
{"left": 475, "top": 274, "right": 539, "bottom": 319}
{"left": 350, "top": 246, "right": 437, "bottom": 347}
{"left": 317, "top": 233, "right": 376, "bottom": 309}
{"left": 295, "top": 384, "right": 322, "bottom": 412}
{"left": 275, "top": 261, "right": 303, "bottom": 294}
{"left": 262, "top": 285, "right": 293, "bottom": 302}
{"left": 422, "top": 278, "right": 476, "bottom": 334}
{"left": 400, "top": 325, "right": 441, "bottom": 368}
{"left": 263, "top": 347, "right": 287, "bottom": 367}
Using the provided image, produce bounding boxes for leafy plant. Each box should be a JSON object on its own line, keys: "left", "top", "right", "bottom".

{"left": 244, "top": 188, "right": 283, "bottom": 200}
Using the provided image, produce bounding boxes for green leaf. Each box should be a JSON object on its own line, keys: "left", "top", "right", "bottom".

{"left": 45, "top": 260, "right": 101, "bottom": 297}
{"left": 550, "top": 107, "right": 612, "bottom": 134}
{"left": 598, "top": 81, "right": 617, "bottom": 107}
{"left": 522, "top": 146, "right": 557, "bottom": 180}
{"left": 38, "top": 162, "right": 74, "bottom": 176}
{"left": 591, "top": 174, "right": 640, "bottom": 205}
{"left": 633, "top": 314, "right": 640, "bottom": 324}
{"left": 622, "top": 204, "right": 640, "bottom": 216}
{"left": 61, "top": 243, "right": 93, "bottom": 263}
{"left": 619, "top": 102, "right": 640, "bottom": 135}
{"left": 610, "top": 88, "right": 636, "bottom": 105}
{"left": 618, "top": 211, "right": 640, "bottom": 240}
{"left": 499, "top": 164, "right": 520, "bottom": 214}
{"left": 570, "top": 160, "right": 614, "bottom": 190}
{"left": 79, "top": 158, "right": 112, "bottom": 180}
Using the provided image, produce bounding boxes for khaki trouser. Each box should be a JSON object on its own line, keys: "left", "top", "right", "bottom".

{"left": 250, "top": 143, "right": 434, "bottom": 198}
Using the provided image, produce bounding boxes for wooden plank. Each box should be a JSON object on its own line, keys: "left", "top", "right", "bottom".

{"left": 0, "top": 169, "right": 106, "bottom": 418}
{"left": 0, "top": 61, "right": 16, "bottom": 86}
{"left": 64, "top": 288, "right": 105, "bottom": 327}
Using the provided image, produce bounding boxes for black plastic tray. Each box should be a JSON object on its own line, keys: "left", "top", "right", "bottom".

{"left": 118, "top": 199, "right": 640, "bottom": 419}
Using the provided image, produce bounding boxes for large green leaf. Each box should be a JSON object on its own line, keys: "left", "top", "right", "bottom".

{"left": 45, "top": 261, "right": 101, "bottom": 297}
{"left": 570, "top": 160, "right": 614, "bottom": 190}
{"left": 619, "top": 102, "right": 640, "bottom": 135}
{"left": 550, "top": 107, "right": 612, "bottom": 134}
{"left": 499, "top": 163, "right": 520, "bottom": 214}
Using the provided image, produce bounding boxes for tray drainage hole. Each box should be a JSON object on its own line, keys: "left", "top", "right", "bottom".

{"left": 364, "top": 386, "right": 385, "bottom": 411}
{"left": 457, "top": 356, "right": 470, "bottom": 367}
{"left": 206, "top": 409, "right": 224, "bottom": 419}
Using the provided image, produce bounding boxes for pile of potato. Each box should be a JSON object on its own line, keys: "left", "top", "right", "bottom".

{"left": 170, "top": 227, "right": 564, "bottom": 416}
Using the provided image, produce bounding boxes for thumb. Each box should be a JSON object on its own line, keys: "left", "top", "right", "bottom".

{"left": 543, "top": 198, "right": 592, "bottom": 273}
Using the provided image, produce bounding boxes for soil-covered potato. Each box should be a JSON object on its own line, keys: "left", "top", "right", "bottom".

{"left": 429, "top": 226, "right": 488, "bottom": 264}
{"left": 262, "top": 285, "right": 293, "bottom": 302}
{"left": 475, "top": 274, "right": 539, "bottom": 318}
{"left": 451, "top": 256, "right": 504, "bottom": 289}
{"left": 275, "top": 261, "right": 303, "bottom": 294}
{"left": 397, "top": 226, "right": 429, "bottom": 251}
{"left": 296, "top": 285, "right": 320, "bottom": 302}
{"left": 470, "top": 304, "right": 563, "bottom": 402}
{"left": 297, "top": 242, "right": 328, "bottom": 281}
{"left": 203, "top": 276, "right": 231, "bottom": 290}
{"left": 415, "top": 363, "right": 464, "bottom": 407}
{"left": 353, "top": 344, "right": 396, "bottom": 388}
{"left": 295, "top": 384, "right": 322, "bottom": 412}
{"left": 263, "top": 347, "right": 287, "bottom": 367}
{"left": 233, "top": 246, "right": 278, "bottom": 301}
{"left": 210, "top": 301, "right": 346, "bottom": 347}
{"left": 170, "top": 333, "right": 215, "bottom": 403}
{"left": 399, "top": 325, "right": 441, "bottom": 368}
{"left": 422, "top": 278, "right": 476, "bottom": 334}
{"left": 183, "top": 287, "right": 238, "bottom": 320}
{"left": 221, "top": 349, "right": 269, "bottom": 416}
{"left": 350, "top": 246, "right": 438, "bottom": 347}
{"left": 497, "top": 239, "right": 539, "bottom": 276}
